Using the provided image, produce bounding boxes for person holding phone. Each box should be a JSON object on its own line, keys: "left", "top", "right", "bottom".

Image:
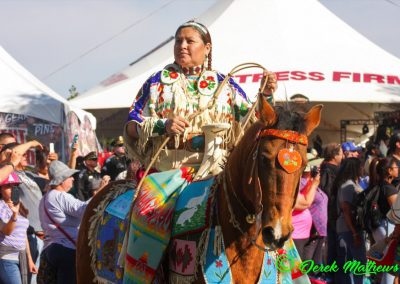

{"left": 1, "top": 141, "right": 46, "bottom": 284}
{"left": 38, "top": 160, "right": 91, "bottom": 284}
{"left": 0, "top": 172, "right": 37, "bottom": 284}
{"left": 291, "top": 151, "right": 322, "bottom": 261}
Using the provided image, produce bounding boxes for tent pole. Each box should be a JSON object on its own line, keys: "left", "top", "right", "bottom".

{"left": 60, "top": 105, "right": 66, "bottom": 162}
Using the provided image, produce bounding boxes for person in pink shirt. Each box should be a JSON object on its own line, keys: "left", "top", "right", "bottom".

{"left": 292, "top": 152, "right": 321, "bottom": 261}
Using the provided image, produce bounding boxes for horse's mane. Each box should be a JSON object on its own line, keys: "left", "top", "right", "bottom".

{"left": 271, "top": 105, "right": 307, "bottom": 133}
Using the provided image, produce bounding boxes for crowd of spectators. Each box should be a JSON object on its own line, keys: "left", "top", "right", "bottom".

{"left": 292, "top": 132, "right": 400, "bottom": 284}
{"left": 3, "top": 125, "right": 400, "bottom": 284}
{"left": 0, "top": 132, "right": 134, "bottom": 284}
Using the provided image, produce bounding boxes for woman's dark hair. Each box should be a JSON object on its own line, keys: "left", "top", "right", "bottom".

{"left": 323, "top": 143, "right": 342, "bottom": 161}
{"left": 36, "top": 146, "right": 49, "bottom": 170}
{"left": 387, "top": 132, "right": 400, "bottom": 157}
{"left": 331, "top": 157, "right": 362, "bottom": 197}
{"left": 175, "top": 20, "right": 213, "bottom": 70}
{"left": 369, "top": 157, "right": 397, "bottom": 187}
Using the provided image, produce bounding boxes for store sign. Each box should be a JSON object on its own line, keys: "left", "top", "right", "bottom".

{"left": 235, "top": 71, "right": 400, "bottom": 85}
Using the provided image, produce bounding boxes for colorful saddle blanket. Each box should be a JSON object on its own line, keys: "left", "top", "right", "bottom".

{"left": 123, "top": 168, "right": 194, "bottom": 283}
{"left": 95, "top": 190, "right": 135, "bottom": 283}
{"left": 118, "top": 168, "right": 310, "bottom": 283}
{"left": 169, "top": 183, "right": 310, "bottom": 284}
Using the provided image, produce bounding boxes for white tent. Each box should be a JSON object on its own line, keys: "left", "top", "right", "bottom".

{"left": 0, "top": 46, "right": 98, "bottom": 159}
{"left": 0, "top": 45, "right": 96, "bottom": 126}
{"left": 72, "top": 0, "right": 400, "bottom": 143}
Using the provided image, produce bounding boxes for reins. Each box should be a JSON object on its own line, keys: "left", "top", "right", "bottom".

{"left": 223, "top": 126, "right": 308, "bottom": 252}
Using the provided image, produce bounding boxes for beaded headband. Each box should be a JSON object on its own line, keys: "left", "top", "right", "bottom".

{"left": 178, "top": 21, "right": 209, "bottom": 37}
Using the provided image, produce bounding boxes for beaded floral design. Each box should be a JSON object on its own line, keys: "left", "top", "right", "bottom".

{"left": 198, "top": 70, "right": 218, "bottom": 96}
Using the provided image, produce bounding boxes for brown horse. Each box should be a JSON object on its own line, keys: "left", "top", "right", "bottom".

{"left": 213, "top": 100, "right": 322, "bottom": 283}
{"left": 76, "top": 100, "right": 322, "bottom": 283}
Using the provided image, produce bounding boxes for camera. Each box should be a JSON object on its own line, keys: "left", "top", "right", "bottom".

{"left": 310, "top": 166, "right": 319, "bottom": 178}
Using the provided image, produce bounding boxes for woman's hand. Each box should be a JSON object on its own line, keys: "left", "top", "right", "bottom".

{"left": 260, "top": 70, "right": 277, "bottom": 95}
{"left": 28, "top": 259, "right": 38, "bottom": 274}
{"left": 6, "top": 201, "right": 20, "bottom": 215}
{"left": 9, "top": 150, "right": 23, "bottom": 168}
{"left": 165, "top": 117, "right": 190, "bottom": 135}
{"left": 311, "top": 172, "right": 321, "bottom": 185}
{"left": 27, "top": 140, "right": 43, "bottom": 150}
{"left": 71, "top": 142, "right": 79, "bottom": 156}
{"left": 94, "top": 175, "right": 111, "bottom": 195}
{"left": 48, "top": 152, "right": 58, "bottom": 161}
{"left": 100, "top": 175, "right": 111, "bottom": 188}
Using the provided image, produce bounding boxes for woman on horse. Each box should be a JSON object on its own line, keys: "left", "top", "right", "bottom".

{"left": 124, "top": 20, "right": 277, "bottom": 172}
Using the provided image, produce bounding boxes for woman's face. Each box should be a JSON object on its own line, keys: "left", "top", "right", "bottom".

{"left": 0, "top": 185, "right": 12, "bottom": 200}
{"left": 174, "top": 27, "right": 210, "bottom": 68}
{"left": 20, "top": 153, "right": 29, "bottom": 167}
{"left": 389, "top": 162, "right": 399, "bottom": 179}
{"left": 61, "top": 176, "right": 74, "bottom": 192}
{"left": 334, "top": 148, "right": 344, "bottom": 164}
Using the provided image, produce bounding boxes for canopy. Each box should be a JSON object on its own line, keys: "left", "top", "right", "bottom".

{"left": 71, "top": 0, "right": 400, "bottom": 143}
{"left": 0, "top": 46, "right": 96, "bottom": 126}
{"left": 0, "top": 46, "right": 98, "bottom": 160}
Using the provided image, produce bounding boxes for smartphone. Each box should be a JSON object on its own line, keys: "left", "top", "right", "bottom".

{"left": 49, "top": 143, "right": 55, "bottom": 153}
{"left": 11, "top": 186, "right": 20, "bottom": 205}
{"left": 71, "top": 134, "right": 79, "bottom": 149}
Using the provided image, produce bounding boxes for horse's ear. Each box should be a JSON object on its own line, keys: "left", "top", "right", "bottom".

{"left": 259, "top": 96, "right": 277, "bottom": 126}
{"left": 304, "top": 104, "right": 323, "bottom": 136}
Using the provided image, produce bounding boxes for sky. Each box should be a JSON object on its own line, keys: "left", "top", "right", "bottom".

{"left": 1, "top": 0, "right": 400, "bottom": 99}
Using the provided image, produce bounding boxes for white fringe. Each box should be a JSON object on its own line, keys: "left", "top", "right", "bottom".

{"left": 213, "top": 225, "right": 223, "bottom": 256}
{"left": 138, "top": 117, "right": 158, "bottom": 154}
{"left": 169, "top": 271, "right": 196, "bottom": 284}
{"left": 87, "top": 181, "right": 137, "bottom": 283}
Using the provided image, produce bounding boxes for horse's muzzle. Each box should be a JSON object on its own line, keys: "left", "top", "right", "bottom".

{"left": 262, "top": 227, "right": 289, "bottom": 250}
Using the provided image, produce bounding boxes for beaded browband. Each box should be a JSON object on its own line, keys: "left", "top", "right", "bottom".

{"left": 258, "top": 129, "right": 308, "bottom": 146}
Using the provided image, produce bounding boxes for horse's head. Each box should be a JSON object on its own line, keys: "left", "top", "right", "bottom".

{"left": 226, "top": 98, "right": 322, "bottom": 250}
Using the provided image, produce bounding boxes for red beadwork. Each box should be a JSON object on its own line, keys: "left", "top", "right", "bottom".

{"left": 258, "top": 129, "right": 308, "bottom": 146}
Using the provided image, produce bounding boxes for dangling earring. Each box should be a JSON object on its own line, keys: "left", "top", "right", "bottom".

{"left": 204, "top": 54, "right": 208, "bottom": 70}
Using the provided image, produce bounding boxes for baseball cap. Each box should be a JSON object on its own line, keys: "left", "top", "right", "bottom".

{"left": 0, "top": 172, "right": 21, "bottom": 186}
{"left": 342, "top": 141, "right": 361, "bottom": 152}
{"left": 111, "top": 136, "right": 124, "bottom": 147}
{"left": 84, "top": 151, "right": 98, "bottom": 160}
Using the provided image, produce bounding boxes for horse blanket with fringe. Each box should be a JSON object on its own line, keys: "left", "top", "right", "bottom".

{"left": 95, "top": 190, "right": 135, "bottom": 283}
{"left": 167, "top": 177, "right": 310, "bottom": 283}
{"left": 122, "top": 167, "right": 310, "bottom": 283}
{"left": 123, "top": 168, "right": 194, "bottom": 284}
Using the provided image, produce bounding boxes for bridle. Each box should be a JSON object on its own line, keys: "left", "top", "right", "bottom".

{"left": 222, "top": 127, "right": 308, "bottom": 252}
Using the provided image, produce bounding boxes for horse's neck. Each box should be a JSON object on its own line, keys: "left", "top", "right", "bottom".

{"left": 216, "top": 173, "right": 258, "bottom": 245}
{"left": 215, "top": 172, "right": 265, "bottom": 282}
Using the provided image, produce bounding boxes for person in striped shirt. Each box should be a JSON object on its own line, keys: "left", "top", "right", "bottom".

{"left": 0, "top": 172, "right": 37, "bottom": 284}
